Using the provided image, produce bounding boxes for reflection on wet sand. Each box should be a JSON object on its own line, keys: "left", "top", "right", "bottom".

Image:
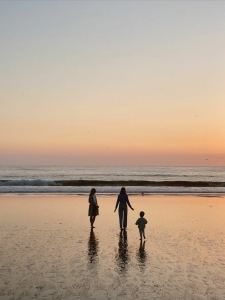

{"left": 116, "top": 230, "right": 129, "bottom": 272}
{"left": 88, "top": 228, "right": 99, "bottom": 265}
{"left": 136, "top": 240, "right": 147, "bottom": 267}
{"left": 2, "top": 195, "right": 225, "bottom": 300}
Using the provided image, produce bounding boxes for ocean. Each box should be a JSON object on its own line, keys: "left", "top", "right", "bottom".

{"left": 0, "top": 166, "right": 224, "bottom": 194}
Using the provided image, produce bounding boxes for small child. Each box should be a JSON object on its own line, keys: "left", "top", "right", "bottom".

{"left": 135, "top": 211, "right": 148, "bottom": 240}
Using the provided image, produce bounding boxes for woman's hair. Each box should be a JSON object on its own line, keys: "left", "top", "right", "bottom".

{"left": 120, "top": 187, "right": 126, "bottom": 195}
{"left": 90, "top": 188, "right": 96, "bottom": 195}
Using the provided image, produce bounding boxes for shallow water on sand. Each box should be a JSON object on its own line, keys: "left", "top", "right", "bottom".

{"left": 0, "top": 194, "right": 225, "bottom": 300}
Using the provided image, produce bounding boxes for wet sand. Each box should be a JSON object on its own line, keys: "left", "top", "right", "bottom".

{"left": 0, "top": 194, "right": 225, "bottom": 300}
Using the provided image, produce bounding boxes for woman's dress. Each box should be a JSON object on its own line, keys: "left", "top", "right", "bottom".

{"left": 88, "top": 194, "right": 99, "bottom": 217}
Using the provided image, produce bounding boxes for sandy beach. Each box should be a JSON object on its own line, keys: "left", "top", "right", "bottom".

{"left": 0, "top": 194, "right": 225, "bottom": 300}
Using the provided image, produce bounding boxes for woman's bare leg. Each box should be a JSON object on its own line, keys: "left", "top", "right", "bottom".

{"left": 90, "top": 216, "right": 96, "bottom": 227}
{"left": 92, "top": 216, "right": 96, "bottom": 227}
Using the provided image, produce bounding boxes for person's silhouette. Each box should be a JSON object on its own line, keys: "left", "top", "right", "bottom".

{"left": 114, "top": 187, "right": 134, "bottom": 230}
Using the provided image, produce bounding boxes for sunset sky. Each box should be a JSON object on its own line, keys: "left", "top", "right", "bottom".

{"left": 1, "top": 1, "right": 225, "bottom": 166}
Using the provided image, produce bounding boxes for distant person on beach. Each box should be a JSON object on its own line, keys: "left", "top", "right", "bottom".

{"left": 135, "top": 211, "right": 147, "bottom": 240}
{"left": 88, "top": 188, "right": 99, "bottom": 228}
{"left": 114, "top": 187, "right": 134, "bottom": 230}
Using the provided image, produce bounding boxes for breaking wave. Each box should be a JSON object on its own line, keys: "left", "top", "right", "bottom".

{"left": 0, "top": 180, "right": 57, "bottom": 186}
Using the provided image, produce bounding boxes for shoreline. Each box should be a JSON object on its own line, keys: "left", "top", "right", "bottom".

{"left": 0, "top": 192, "right": 225, "bottom": 197}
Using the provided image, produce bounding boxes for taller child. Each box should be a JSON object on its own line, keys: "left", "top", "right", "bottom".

{"left": 114, "top": 187, "right": 134, "bottom": 230}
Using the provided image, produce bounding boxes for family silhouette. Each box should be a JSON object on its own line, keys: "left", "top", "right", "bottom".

{"left": 88, "top": 187, "right": 148, "bottom": 239}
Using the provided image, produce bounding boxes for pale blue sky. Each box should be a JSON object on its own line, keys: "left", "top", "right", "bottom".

{"left": 1, "top": 1, "right": 225, "bottom": 166}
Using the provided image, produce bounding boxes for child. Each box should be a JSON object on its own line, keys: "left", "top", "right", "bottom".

{"left": 135, "top": 211, "right": 147, "bottom": 240}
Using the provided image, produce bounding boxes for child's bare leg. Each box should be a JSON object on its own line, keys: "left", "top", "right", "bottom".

{"left": 143, "top": 229, "right": 146, "bottom": 239}
{"left": 139, "top": 229, "right": 143, "bottom": 240}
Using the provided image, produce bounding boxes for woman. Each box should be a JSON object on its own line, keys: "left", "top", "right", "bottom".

{"left": 114, "top": 187, "right": 134, "bottom": 230}
{"left": 88, "top": 188, "right": 99, "bottom": 228}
